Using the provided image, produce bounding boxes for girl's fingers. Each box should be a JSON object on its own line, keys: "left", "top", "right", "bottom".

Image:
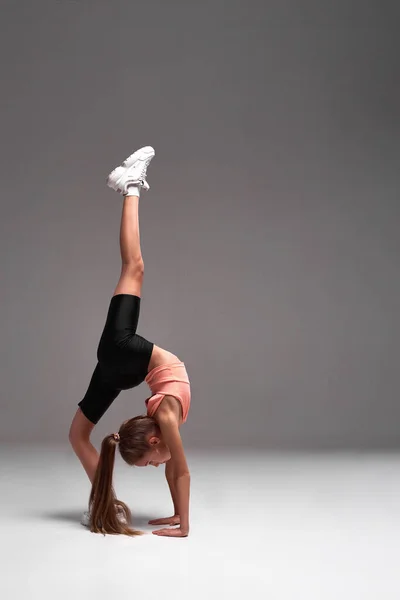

{"left": 149, "top": 518, "right": 179, "bottom": 525}
{"left": 149, "top": 519, "right": 165, "bottom": 524}
{"left": 152, "top": 528, "right": 184, "bottom": 537}
{"left": 153, "top": 528, "right": 171, "bottom": 535}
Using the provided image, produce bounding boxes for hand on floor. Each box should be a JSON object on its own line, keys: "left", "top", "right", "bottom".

{"left": 152, "top": 527, "right": 188, "bottom": 537}
{"left": 148, "top": 515, "right": 180, "bottom": 526}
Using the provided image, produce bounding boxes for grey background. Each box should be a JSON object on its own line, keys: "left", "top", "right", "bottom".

{"left": 1, "top": 0, "right": 399, "bottom": 449}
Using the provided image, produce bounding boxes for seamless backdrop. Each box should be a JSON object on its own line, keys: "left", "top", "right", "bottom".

{"left": 1, "top": 0, "right": 399, "bottom": 448}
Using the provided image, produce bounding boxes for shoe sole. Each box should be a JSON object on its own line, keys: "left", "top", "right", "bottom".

{"left": 107, "top": 146, "right": 155, "bottom": 192}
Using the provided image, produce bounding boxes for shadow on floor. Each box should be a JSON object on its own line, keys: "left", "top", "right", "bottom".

{"left": 38, "top": 509, "right": 157, "bottom": 529}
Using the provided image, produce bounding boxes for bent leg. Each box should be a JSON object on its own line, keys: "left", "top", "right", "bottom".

{"left": 71, "top": 364, "right": 121, "bottom": 481}
{"left": 69, "top": 408, "right": 99, "bottom": 484}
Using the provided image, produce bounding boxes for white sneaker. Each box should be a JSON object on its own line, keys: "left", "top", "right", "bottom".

{"left": 106, "top": 146, "right": 155, "bottom": 195}
{"left": 80, "top": 508, "right": 128, "bottom": 527}
{"left": 80, "top": 510, "right": 90, "bottom": 527}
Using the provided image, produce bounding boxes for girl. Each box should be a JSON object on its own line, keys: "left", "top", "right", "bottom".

{"left": 68, "top": 146, "right": 191, "bottom": 538}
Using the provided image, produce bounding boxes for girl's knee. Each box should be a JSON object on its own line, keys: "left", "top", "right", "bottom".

{"left": 69, "top": 408, "right": 95, "bottom": 445}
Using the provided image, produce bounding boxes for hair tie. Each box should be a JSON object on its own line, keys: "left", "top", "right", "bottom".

{"left": 113, "top": 432, "right": 120, "bottom": 442}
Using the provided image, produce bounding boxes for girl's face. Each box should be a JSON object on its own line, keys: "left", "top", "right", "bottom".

{"left": 135, "top": 438, "right": 171, "bottom": 467}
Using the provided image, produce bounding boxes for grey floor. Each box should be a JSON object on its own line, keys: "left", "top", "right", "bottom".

{"left": 1, "top": 446, "right": 399, "bottom": 599}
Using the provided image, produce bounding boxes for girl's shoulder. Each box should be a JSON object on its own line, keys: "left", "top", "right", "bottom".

{"left": 154, "top": 395, "right": 183, "bottom": 427}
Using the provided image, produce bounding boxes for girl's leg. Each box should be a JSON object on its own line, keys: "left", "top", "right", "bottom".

{"left": 69, "top": 408, "right": 99, "bottom": 484}
{"left": 69, "top": 149, "right": 153, "bottom": 484}
{"left": 108, "top": 145, "right": 155, "bottom": 297}
{"left": 69, "top": 196, "right": 145, "bottom": 484}
{"left": 113, "top": 193, "right": 145, "bottom": 298}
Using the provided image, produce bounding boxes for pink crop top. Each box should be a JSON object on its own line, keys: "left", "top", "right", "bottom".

{"left": 144, "top": 361, "right": 191, "bottom": 423}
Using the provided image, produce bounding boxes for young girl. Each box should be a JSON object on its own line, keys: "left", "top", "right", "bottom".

{"left": 68, "top": 146, "right": 191, "bottom": 538}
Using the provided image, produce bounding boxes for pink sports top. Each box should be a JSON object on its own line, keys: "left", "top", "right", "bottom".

{"left": 145, "top": 361, "right": 191, "bottom": 424}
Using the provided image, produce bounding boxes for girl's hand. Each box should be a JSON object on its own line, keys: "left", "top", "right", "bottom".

{"left": 148, "top": 515, "right": 180, "bottom": 526}
{"left": 152, "top": 527, "right": 188, "bottom": 537}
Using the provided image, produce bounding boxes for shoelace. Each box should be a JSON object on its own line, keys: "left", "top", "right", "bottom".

{"left": 139, "top": 157, "right": 152, "bottom": 184}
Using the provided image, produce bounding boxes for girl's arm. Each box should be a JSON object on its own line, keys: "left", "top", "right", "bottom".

{"left": 165, "top": 460, "right": 179, "bottom": 516}
{"left": 157, "top": 414, "right": 190, "bottom": 535}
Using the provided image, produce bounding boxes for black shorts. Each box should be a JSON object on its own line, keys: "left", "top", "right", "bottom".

{"left": 78, "top": 294, "right": 154, "bottom": 424}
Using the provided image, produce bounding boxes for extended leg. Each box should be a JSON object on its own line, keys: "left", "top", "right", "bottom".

{"left": 113, "top": 193, "right": 145, "bottom": 297}
{"left": 106, "top": 145, "right": 155, "bottom": 297}
{"left": 119, "top": 194, "right": 143, "bottom": 265}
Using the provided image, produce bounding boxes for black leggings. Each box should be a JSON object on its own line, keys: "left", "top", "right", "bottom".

{"left": 78, "top": 294, "right": 154, "bottom": 424}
